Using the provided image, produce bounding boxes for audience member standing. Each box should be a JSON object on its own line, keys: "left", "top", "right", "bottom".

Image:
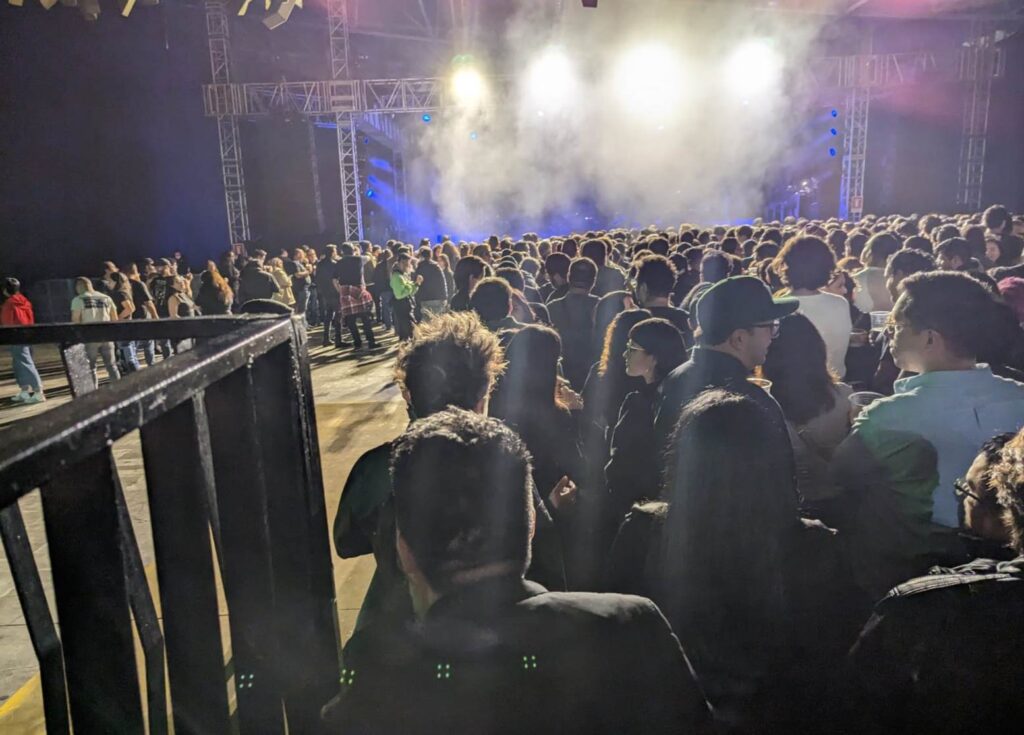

{"left": 334, "top": 245, "right": 378, "bottom": 351}
{"left": 315, "top": 245, "right": 342, "bottom": 347}
{"left": 634, "top": 254, "right": 692, "bottom": 343}
{"left": 415, "top": 248, "right": 448, "bottom": 319}
{"left": 237, "top": 250, "right": 280, "bottom": 305}
{"left": 775, "top": 236, "right": 853, "bottom": 378}
{"left": 1, "top": 278, "right": 45, "bottom": 403}
{"left": 71, "top": 276, "right": 121, "bottom": 387}
{"left": 123, "top": 262, "right": 158, "bottom": 366}
{"left": 390, "top": 252, "right": 421, "bottom": 342}
{"left": 548, "top": 258, "right": 600, "bottom": 390}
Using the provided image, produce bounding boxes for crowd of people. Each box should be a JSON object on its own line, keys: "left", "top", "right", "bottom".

{"left": 326, "top": 204, "right": 1024, "bottom": 733}
{"left": 5, "top": 204, "right": 1024, "bottom": 731}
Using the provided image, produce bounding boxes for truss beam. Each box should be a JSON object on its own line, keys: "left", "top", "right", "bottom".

{"left": 328, "top": 0, "right": 363, "bottom": 242}
{"left": 956, "top": 26, "right": 1005, "bottom": 212}
{"left": 206, "top": 0, "right": 250, "bottom": 245}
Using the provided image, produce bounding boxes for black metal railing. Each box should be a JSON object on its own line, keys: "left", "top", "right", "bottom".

{"left": 0, "top": 316, "right": 342, "bottom": 734}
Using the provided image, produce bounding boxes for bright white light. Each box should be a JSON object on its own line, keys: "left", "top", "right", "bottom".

{"left": 451, "top": 67, "right": 487, "bottom": 106}
{"left": 612, "top": 44, "right": 685, "bottom": 119}
{"left": 726, "top": 41, "right": 783, "bottom": 98}
{"left": 526, "top": 48, "right": 576, "bottom": 112}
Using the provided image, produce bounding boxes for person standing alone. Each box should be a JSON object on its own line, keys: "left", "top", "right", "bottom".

{"left": 1, "top": 278, "right": 45, "bottom": 404}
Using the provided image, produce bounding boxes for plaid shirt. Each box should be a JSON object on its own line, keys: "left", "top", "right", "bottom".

{"left": 338, "top": 285, "right": 373, "bottom": 318}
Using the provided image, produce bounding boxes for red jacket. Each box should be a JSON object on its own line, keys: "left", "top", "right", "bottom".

{"left": 1, "top": 293, "right": 35, "bottom": 326}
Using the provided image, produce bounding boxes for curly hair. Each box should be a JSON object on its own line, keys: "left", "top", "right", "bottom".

{"left": 395, "top": 311, "right": 506, "bottom": 418}
{"left": 989, "top": 429, "right": 1024, "bottom": 555}
{"left": 774, "top": 236, "right": 836, "bottom": 291}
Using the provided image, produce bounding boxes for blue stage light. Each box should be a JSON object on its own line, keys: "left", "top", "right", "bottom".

{"left": 830, "top": 128, "right": 838, "bottom": 136}
{"left": 828, "top": 147, "right": 837, "bottom": 157}
{"left": 422, "top": 114, "right": 432, "bottom": 123}
{"left": 831, "top": 109, "right": 839, "bottom": 118}
{"left": 366, "top": 188, "right": 376, "bottom": 198}
{"left": 470, "top": 131, "right": 478, "bottom": 140}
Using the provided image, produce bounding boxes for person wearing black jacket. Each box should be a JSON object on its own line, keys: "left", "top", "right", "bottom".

{"left": 322, "top": 408, "right": 710, "bottom": 735}
{"left": 315, "top": 245, "right": 342, "bottom": 347}
{"left": 236, "top": 251, "right": 280, "bottom": 306}
{"left": 415, "top": 248, "right": 448, "bottom": 319}
{"left": 605, "top": 318, "right": 686, "bottom": 526}
{"left": 655, "top": 276, "right": 798, "bottom": 453}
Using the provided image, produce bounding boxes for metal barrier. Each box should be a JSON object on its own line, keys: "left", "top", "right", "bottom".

{"left": 0, "top": 316, "right": 341, "bottom": 734}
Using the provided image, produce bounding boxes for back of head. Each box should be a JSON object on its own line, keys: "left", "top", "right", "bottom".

{"left": 662, "top": 390, "right": 796, "bottom": 609}
{"left": 495, "top": 267, "right": 525, "bottom": 293}
{"left": 699, "top": 251, "right": 730, "bottom": 283}
{"left": 903, "top": 235, "right": 934, "bottom": 254}
{"left": 636, "top": 255, "right": 677, "bottom": 298}
{"left": 886, "top": 249, "right": 935, "bottom": 281}
{"left": 580, "top": 239, "right": 608, "bottom": 268}
{"left": 544, "top": 252, "right": 571, "bottom": 281}
{"left": 984, "top": 204, "right": 1012, "bottom": 234}
{"left": 492, "top": 324, "right": 562, "bottom": 416}
{"left": 392, "top": 408, "right": 534, "bottom": 593}
{"left": 897, "top": 271, "right": 1002, "bottom": 360}
{"left": 568, "top": 257, "right": 598, "bottom": 290}
{"left": 3, "top": 277, "right": 21, "bottom": 298}
{"left": 395, "top": 311, "right": 505, "bottom": 418}
{"left": 470, "top": 277, "right": 512, "bottom": 323}
{"left": 453, "top": 255, "right": 487, "bottom": 292}
{"left": 629, "top": 318, "right": 686, "bottom": 381}
{"left": 863, "top": 233, "right": 901, "bottom": 268}
{"left": 936, "top": 237, "right": 972, "bottom": 265}
{"left": 775, "top": 236, "right": 836, "bottom": 291}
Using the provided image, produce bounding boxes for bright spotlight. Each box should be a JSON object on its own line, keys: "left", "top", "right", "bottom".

{"left": 726, "top": 41, "right": 783, "bottom": 98}
{"left": 613, "top": 44, "right": 685, "bottom": 119}
{"left": 527, "top": 48, "right": 576, "bottom": 112}
{"left": 451, "top": 67, "right": 487, "bottom": 106}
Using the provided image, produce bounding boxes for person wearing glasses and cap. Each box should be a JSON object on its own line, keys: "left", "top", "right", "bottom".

{"left": 654, "top": 275, "right": 800, "bottom": 452}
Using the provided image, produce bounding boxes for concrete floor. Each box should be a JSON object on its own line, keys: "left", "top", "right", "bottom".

{"left": 0, "top": 323, "right": 406, "bottom": 731}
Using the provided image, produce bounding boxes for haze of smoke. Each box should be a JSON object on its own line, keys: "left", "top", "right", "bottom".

{"left": 414, "top": 0, "right": 828, "bottom": 236}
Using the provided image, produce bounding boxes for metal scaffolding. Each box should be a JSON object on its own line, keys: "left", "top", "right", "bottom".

{"left": 328, "top": 0, "right": 364, "bottom": 242}
{"left": 205, "top": 0, "right": 250, "bottom": 244}
{"left": 839, "top": 85, "right": 870, "bottom": 222}
{"left": 957, "top": 26, "right": 1005, "bottom": 212}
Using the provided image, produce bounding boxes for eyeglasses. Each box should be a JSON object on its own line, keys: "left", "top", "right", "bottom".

{"left": 624, "top": 341, "right": 646, "bottom": 355}
{"left": 954, "top": 477, "right": 983, "bottom": 503}
{"left": 751, "top": 321, "right": 781, "bottom": 338}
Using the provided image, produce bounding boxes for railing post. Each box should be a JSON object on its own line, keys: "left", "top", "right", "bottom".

{"left": 40, "top": 453, "right": 144, "bottom": 733}
{"left": 140, "top": 395, "right": 232, "bottom": 735}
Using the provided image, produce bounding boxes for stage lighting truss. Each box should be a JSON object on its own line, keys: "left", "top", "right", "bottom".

{"left": 8, "top": 0, "right": 160, "bottom": 19}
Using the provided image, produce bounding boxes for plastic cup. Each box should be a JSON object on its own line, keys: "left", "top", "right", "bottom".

{"left": 870, "top": 311, "right": 890, "bottom": 332}
{"left": 849, "top": 329, "right": 869, "bottom": 347}
{"left": 850, "top": 391, "right": 884, "bottom": 408}
{"left": 747, "top": 377, "right": 773, "bottom": 392}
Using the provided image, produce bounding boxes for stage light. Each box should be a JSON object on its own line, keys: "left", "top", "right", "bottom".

{"left": 831, "top": 109, "right": 839, "bottom": 118}
{"left": 451, "top": 67, "right": 487, "bottom": 106}
{"left": 613, "top": 44, "right": 685, "bottom": 119}
{"left": 829, "top": 147, "right": 837, "bottom": 157}
{"left": 470, "top": 131, "right": 478, "bottom": 140}
{"left": 366, "top": 189, "right": 376, "bottom": 199}
{"left": 726, "top": 40, "right": 782, "bottom": 98}
{"left": 422, "top": 114, "right": 432, "bottom": 123}
{"left": 830, "top": 127, "right": 838, "bottom": 136}
{"left": 526, "top": 47, "right": 576, "bottom": 112}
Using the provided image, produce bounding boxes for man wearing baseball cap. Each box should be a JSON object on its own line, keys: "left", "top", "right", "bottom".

{"left": 654, "top": 276, "right": 799, "bottom": 450}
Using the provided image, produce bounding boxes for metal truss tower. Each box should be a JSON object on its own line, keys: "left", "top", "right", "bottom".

{"left": 838, "top": 84, "right": 870, "bottom": 222}
{"left": 957, "top": 24, "right": 1004, "bottom": 212}
{"left": 205, "top": 0, "right": 251, "bottom": 244}
{"left": 327, "top": 0, "right": 364, "bottom": 242}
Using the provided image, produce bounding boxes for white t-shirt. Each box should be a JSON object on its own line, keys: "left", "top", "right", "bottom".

{"left": 795, "top": 292, "right": 853, "bottom": 378}
{"left": 71, "top": 292, "right": 115, "bottom": 323}
{"left": 852, "top": 267, "right": 893, "bottom": 314}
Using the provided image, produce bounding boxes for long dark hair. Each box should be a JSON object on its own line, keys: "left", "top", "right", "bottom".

{"left": 660, "top": 390, "right": 796, "bottom": 632}
{"left": 599, "top": 309, "right": 651, "bottom": 377}
{"left": 761, "top": 313, "right": 837, "bottom": 425}
{"left": 490, "top": 325, "right": 564, "bottom": 418}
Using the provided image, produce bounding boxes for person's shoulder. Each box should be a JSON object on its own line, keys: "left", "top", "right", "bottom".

{"left": 983, "top": 367, "right": 1024, "bottom": 395}
{"left": 523, "top": 588, "right": 664, "bottom": 625}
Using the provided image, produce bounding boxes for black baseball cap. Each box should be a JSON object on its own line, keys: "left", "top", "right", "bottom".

{"left": 695, "top": 276, "right": 799, "bottom": 344}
